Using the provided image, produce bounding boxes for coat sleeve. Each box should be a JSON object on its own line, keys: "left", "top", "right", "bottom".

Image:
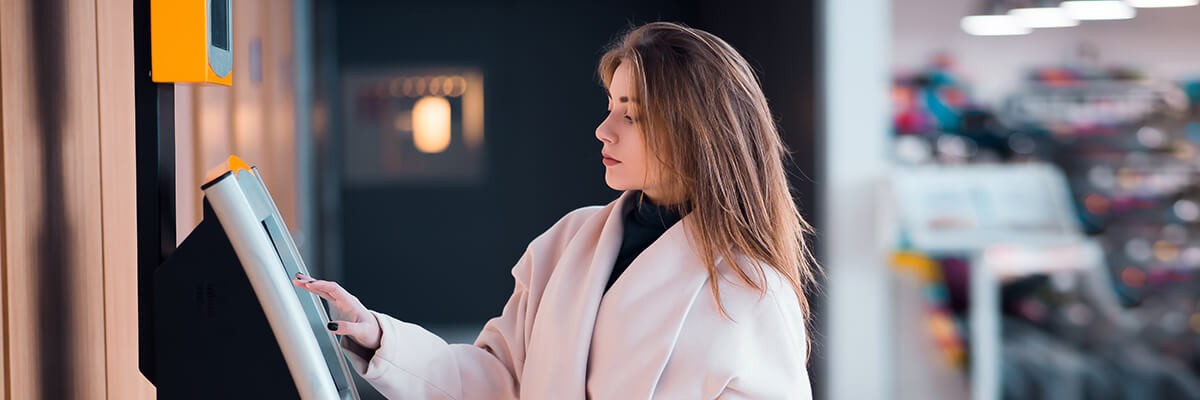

{"left": 341, "top": 248, "right": 535, "bottom": 400}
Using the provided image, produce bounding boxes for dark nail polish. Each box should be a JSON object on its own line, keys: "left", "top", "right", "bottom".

{"left": 294, "top": 272, "right": 303, "bottom": 280}
{"left": 307, "top": 279, "right": 316, "bottom": 283}
{"left": 327, "top": 322, "right": 339, "bottom": 331}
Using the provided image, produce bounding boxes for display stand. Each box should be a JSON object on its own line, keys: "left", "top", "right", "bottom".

{"left": 888, "top": 163, "right": 1119, "bottom": 400}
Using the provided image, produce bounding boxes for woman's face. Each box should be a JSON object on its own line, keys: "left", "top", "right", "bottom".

{"left": 596, "top": 63, "right": 664, "bottom": 199}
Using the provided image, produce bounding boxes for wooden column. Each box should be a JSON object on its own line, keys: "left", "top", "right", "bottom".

{"left": 98, "top": 0, "right": 156, "bottom": 398}
{"left": 0, "top": 0, "right": 109, "bottom": 397}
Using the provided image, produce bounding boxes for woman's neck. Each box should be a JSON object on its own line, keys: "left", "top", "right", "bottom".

{"left": 640, "top": 188, "right": 685, "bottom": 208}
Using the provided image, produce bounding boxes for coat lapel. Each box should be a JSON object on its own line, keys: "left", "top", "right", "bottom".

{"left": 520, "top": 191, "right": 636, "bottom": 399}
{"left": 587, "top": 203, "right": 716, "bottom": 398}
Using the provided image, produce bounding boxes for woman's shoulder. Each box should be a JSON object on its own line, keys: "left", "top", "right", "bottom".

{"left": 710, "top": 256, "right": 803, "bottom": 315}
{"left": 688, "top": 255, "right": 807, "bottom": 340}
{"left": 673, "top": 257, "right": 809, "bottom": 382}
{"left": 508, "top": 204, "right": 608, "bottom": 286}
{"left": 553, "top": 205, "right": 608, "bottom": 233}
{"left": 527, "top": 203, "right": 608, "bottom": 248}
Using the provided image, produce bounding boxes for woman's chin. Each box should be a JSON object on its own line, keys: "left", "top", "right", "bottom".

{"left": 604, "top": 176, "right": 633, "bottom": 192}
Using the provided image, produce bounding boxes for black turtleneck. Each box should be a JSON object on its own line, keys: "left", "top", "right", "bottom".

{"left": 605, "top": 192, "right": 685, "bottom": 293}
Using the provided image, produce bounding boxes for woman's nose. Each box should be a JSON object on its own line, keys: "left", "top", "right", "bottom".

{"left": 595, "top": 118, "right": 616, "bottom": 144}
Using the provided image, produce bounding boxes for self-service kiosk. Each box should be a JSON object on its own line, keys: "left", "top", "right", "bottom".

{"left": 152, "top": 156, "right": 359, "bottom": 400}
{"left": 138, "top": 1, "right": 358, "bottom": 397}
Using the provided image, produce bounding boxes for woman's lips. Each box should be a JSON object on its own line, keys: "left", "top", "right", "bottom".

{"left": 602, "top": 153, "right": 621, "bottom": 167}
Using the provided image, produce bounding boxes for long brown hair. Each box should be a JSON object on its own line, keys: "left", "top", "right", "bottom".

{"left": 599, "top": 22, "right": 820, "bottom": 331}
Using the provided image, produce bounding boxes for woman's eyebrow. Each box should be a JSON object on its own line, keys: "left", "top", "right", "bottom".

{"left": 605, "top": 93, "right": 636, "bottom": 103}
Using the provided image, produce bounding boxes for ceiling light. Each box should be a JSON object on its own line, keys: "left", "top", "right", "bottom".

{"left": 1126, "top": 0, "right": 1198, "bottom": 7}
{"left": 1009, "top": 1, "right": 1080, "bottom": 28}
{"left": 962, "top": 14, "right": 1034, "bottom": 35}
{"left": 1061, "top": 0, "right": 1137, "bottom": 20}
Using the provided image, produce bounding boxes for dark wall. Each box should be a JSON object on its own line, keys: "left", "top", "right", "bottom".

{"left": 333, "top": 0, "right": 692, "bottom": 325}
{"left": 327, "top": 1, "right": 820, "bottom": 347}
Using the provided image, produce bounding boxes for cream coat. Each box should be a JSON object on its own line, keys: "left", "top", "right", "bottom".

{"left": 343, "top": 191, "right": 812, "bottom": 399}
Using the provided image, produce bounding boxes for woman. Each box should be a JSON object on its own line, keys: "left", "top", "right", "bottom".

{"left": 295, "top": 21, "right": 819, "bottom": 399}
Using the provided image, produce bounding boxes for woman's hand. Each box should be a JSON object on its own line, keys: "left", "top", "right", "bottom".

{"left": 293, "top": 272, "right": 383, "bottom": 352}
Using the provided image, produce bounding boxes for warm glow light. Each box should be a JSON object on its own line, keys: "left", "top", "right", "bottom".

{"left": 1127, "top": 0, "right": 1198, "bottom": 7}
{"left": 414, "top": 78, "right": 428, "bottom": 97}
{"left": 428, "top": 76, "right": 445, "bottom": 96}
{"left": 448, "top": 76, "right": 468, "bottom": 97}
{"left": 395, "top": 75, "right": 470, "bottom": 97}
{"left": 441, "top": 76, "right": 456, "bottom": 97}
{"left": 961, "top": 15, "right": 1032, "bottom": 36}
{"left": 1062, "top": 0, "right": 1137, "bottom": 20}
{"left": 1009, "top": 7, "right": 1080, "bottom": 28}
{"left": 402, "top": 78, "right": 417, "bottom": 97}
{"left": 462, "top": 72, "right": 485, "bottom": 149}
{"left": 412, "top": 96, "right": 452, "bottom": 153}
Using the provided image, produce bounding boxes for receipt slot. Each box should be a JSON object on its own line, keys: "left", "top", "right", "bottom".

{"left": 154, "top": 156, "right": 359, "bottom": 399}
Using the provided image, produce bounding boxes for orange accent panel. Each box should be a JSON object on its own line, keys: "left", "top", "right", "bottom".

{"left": 227, "top": 154, "right": 253, "bottom": 175}
{"left": 150, "top": 0, "right": 232, "bottom": 85}
{"left": 203, "top": 154, "right": 255, "bottom": 183}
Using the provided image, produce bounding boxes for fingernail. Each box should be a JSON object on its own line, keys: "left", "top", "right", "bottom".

{"left": 327, "top": 322, "right": 339, "bottom": 331}
{"left": 307, "top": 279, "right": 316, "bottom": 283}
{"left": 294, "top": 272, "right": 303, "bottom": 280}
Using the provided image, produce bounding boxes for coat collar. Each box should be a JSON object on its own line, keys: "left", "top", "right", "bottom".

{"left": 521, "top": 191, "right": 715, "bottom": 399}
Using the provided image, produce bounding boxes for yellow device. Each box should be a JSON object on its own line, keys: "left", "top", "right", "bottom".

{"left": 151, "top": 0, "right": 233, "bottom": 85}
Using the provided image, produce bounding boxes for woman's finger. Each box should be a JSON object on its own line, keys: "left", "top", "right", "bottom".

{"left": 294, "top": 272, "right": 336, "bottom": 301}
{"left": 294, "top": 273, "right": 364, "bottom": 319}
{"left": 292, "top": 274, "right": 314, "bottom": 290}
{"left": 326, "top": 320, "right": 381, "bottom": 350}
{"left": 306, "top": 279, "right": 358, "bottom": 307}
{"left": 292, "top": 273, "right": 327, "bottom": 298}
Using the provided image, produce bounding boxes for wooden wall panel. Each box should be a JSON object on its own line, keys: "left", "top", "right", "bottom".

{"left": 97, "top": 0, "right": 156, "bottom": 398}
{"left": 0, "top": 1, "right": 7, "bottom": 395}
{"left": 266, "top": 0, "right": 299, "bottom": 231}
{"left": 180, "top": 0, "right": 299, "bottom": 233}
{"left": 0, "top": 2, "right": 37, "bottom": 397}
{"left": 0, "top": 0, "right": 108, "bottom": 397}
{"left": 175, "top": 84, "right": 201, "bottom": 240}
{"left": 5, "top": 0, "right": 48, "bottom": 397}
{"left": 234, "top": 0, "right": 267, "bottom": 166}
{"left": 196, "top": 84, "right": 235, "bottom": 186}
{"left": 1, "top": 0, "right": 299, "bottom": 397}
{"left": 58, "top": 0, "right": 108, "bottom": 395}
